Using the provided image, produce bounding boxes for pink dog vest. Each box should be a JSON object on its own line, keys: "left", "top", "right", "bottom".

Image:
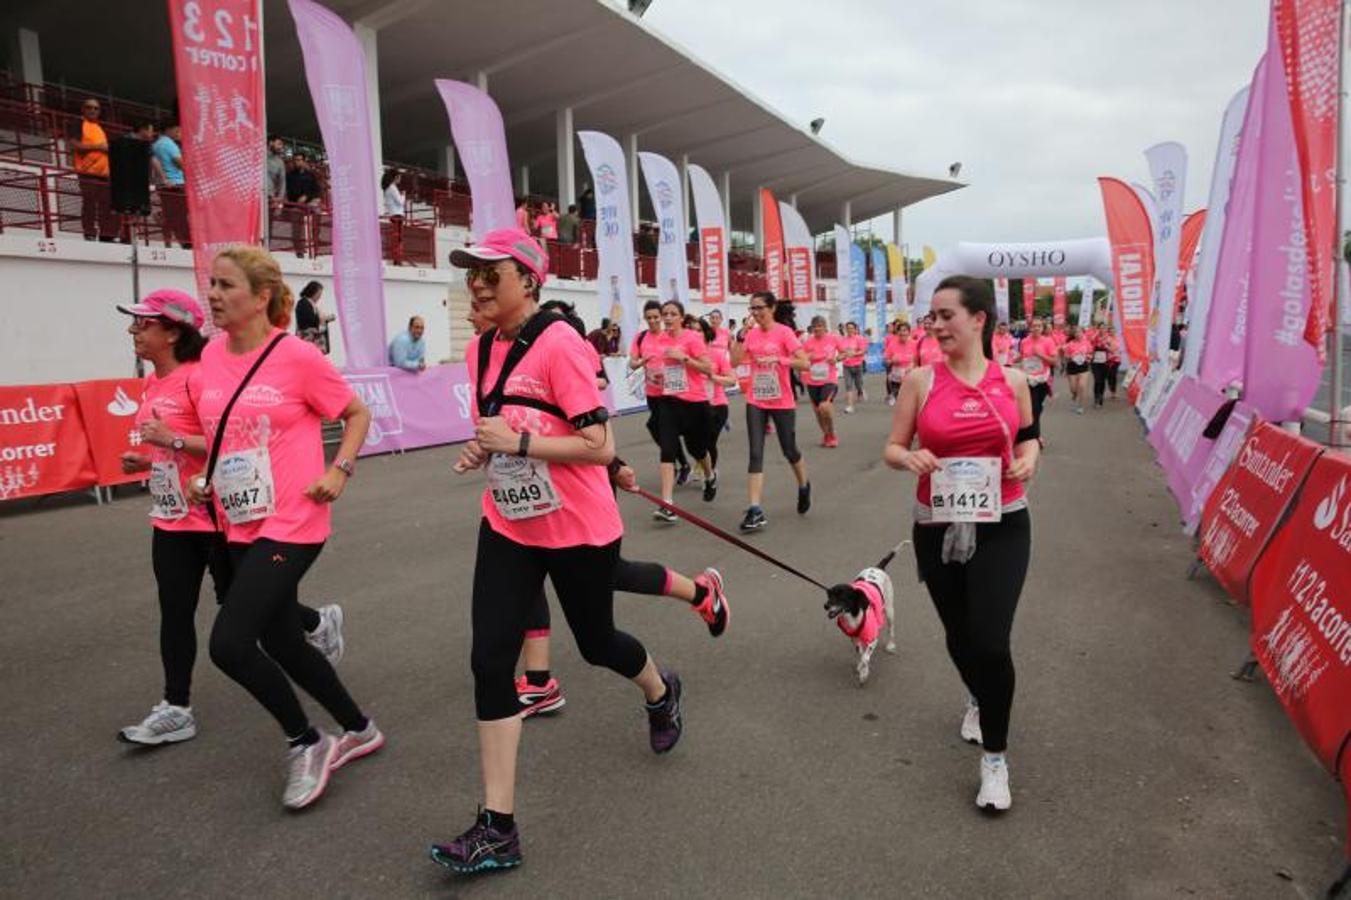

{"left": 836, "top": 579, "right": 885, "bottom": 646}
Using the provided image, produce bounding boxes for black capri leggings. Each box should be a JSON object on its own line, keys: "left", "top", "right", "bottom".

{"left": 656, "top": 397, "right": 710, "bottom": 464}
{"left": 646, "top": 400, "right": 688, "bottom": 468}
{"left": 151, "top": 528, "right": 230, "bottom": 707}
{"left": 707, "top": 403, "right": 729, "bottom": 471}
{"left": 209, "top": 540, "right": 366, "bottom": 738}
{"left": 912, "top": 509, "right": 1031, "bottom": 753}
{"left": 745, "top": 404, "right": 801, "bottom": 474}
{"left": 524, "top": 557, "right": 672, "bottom": 632}
{"left": 473, "top": 521, "right": 648, "bottom": 720}
{"left": 1029, "top": 382, "right": 1050, "bottom": 429}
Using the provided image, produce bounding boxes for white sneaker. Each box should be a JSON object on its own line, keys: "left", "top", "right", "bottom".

{"left": 844, "top": 405, "right": 855, "bottom": 414}
{"left": 119, "top": 700, "right": 197, "bottom": 746}
{"left": 887, "top": 396, "right": 896, "bottom": 407}
{"left": 306, "top": 604, "right": 345, "bottom": 666}
{"left": 976, "top": 754, "right": 1012, "bottom": 811}
{"left": 283, "top": 732, "right": 338, "bottom": 810}
{"left": 960, "top": 698, "right": 982, "bottom": 745}
{"left": 331, "top": 720, "right": 385, "bottom": 771}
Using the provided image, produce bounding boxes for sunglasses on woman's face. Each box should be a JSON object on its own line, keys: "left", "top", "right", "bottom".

{"left": 131, "top": 315, "right": 168, "bottom": 329}
{"left": 464, "top": 263, "right": 511, "bottom": 286}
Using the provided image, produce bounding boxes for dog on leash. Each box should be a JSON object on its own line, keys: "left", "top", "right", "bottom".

{"left": 823, "top": 541, "right": 906, "bottom": 685}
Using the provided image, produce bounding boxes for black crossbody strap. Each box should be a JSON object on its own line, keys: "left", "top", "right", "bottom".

{"left": 204, "top": 332, "right": 288, "bottom": 486}
{"left": 475, "top": 311, "right": 565, "bottom": 417}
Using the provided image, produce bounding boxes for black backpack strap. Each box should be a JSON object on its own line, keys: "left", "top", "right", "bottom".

{"left": 475, "top": 311, "right": 565, "bottom": 417}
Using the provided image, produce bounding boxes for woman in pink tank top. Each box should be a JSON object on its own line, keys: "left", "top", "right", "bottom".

{"left": 882, "top": 275, "right": 1040, "bottom": 814}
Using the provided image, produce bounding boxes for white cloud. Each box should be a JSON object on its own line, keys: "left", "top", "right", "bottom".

{"left": 644, "top": 0, "right": 1271, "bottom": 252}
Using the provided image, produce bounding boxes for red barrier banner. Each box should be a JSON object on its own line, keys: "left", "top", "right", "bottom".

{"left": 1052, "top": 276, "right": 1067, "bottom": 325}
{"left": 0, "top": 384, "right": 97, "bottom": 501}
{"left": 1197, "top": 419, "right": 1322, "bottom": 603}
{"left": 72, "top": 379, "right": 149, "bottom": 487}
{"left": 1248, "top": 450, "right": 1351, "bottom": 773}
{"left": 1022, "top": 278, "right": 1035, "bottom": 321}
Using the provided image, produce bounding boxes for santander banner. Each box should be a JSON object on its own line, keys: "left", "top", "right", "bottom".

{"left": 833, "top": 224, "right": 852, "bottom": 311}
{"left": 1242, "top": 17, "right": 1323, "bottom": 423}
{"left": 637, "top": 152, "right": 691, "bottom": 306}
{"left": 688, "top": 164, "right": 727, "bottom": 305}
{"left": 1198, "top": 419, "right": 1322, "bottom": 604}
{"left": 435, "top": 80, "right": 515, "bottom": 240}
{"left": 1185, "top": 86, "right": 1250, "bottom": 381}
{"left": 0, "top": 384, "right": 97, "bottom": 501}
{"left": 850, "top": 243, "right": 867, "bottom": 327}
{"left": 778, "top": 202, "right": 815, "bottom": 304}
{"left": 1248, "top": 449, "right": 1351, "bottom": 773}
{"left": 72, "top": 379, "right": 151, "bottom": 487}
{"left": 578, "top": 131, "right": 640, "bottom": 351}
{"left": 871, "top": 245, "right": 889, "bottom": 337}
{"left": 289, "top": 0, "right": 388, "bottom": 369}
{"left": 1098, "top": 177, "right": 1155, "bottom": 369}
{"left": 1175, "top": 210, "right": 1207, "bottom": 304}
{"left": 166, "top": 0, "right": 266, "bottom": 316}
{"left": 1273, "top": 0, "right": 1341, "bottom": 351}
{"left": 1144, "top": 142, "right": 1188, "bottom": 365}
{"left": 760, "top": 189, "right": 786, "bottom": 300}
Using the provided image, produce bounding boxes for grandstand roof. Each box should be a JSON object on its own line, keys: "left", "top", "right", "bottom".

{"left": 3, "top": 0, "right": 963, "bottom": 234}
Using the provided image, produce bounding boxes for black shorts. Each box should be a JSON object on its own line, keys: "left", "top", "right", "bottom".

{"left": 656, "top": 396, "right": 711, "bottom": 462}
{"left": 806, "top": 383, "right": 838, "bottom": 406}
{"left": 1066, "top": 362, "right": 1089, "bottom": 375}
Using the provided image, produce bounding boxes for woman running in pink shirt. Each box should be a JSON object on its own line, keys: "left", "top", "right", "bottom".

{"left": 801, "top": 315, "right": 842, "bottom": 448}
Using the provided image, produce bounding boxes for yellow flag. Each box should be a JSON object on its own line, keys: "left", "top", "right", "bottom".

{"left": 885, "top": 244, "right": 905, "bottom": 281}
{"left": 922, "top": 245, "right": 937, "bottom": 271}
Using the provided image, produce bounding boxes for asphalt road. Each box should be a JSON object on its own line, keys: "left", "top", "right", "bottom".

{"left": 1, "top": 375, "right": 1344, "bottom": 899}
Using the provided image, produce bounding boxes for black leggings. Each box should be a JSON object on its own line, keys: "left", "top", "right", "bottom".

{"left": 1029, "top": 382, "right": 1050, "bottom": 430}
{"left": 473, "top": 521, "right": 648, "bottom": 720}
{"left": 523, "top": 557, "right": 672, "bottom": 633}
{"left": 708, "top": 404, "right": 729, "bottom": 471}
{"left": 1091, "top": 363, "right": 1118, "bottom": 402}
{"left": 886, "top": 369, "right": 903, "bottom": 399}
{"left": 745, "top": 404, "right": 802, "bottom": 474}
{"left": 151, "top": 528, "right": 229, "bottom": 707}
{"left": 912, "top": 509, "right": 1031, "bottom": 753}
{"left": 646, "top": 399, "right": 688, "bottom": 468}
{"left": 656, "top": 397, "right": 710, "bottom": 463}
{"left": 209, "top": 540, "right": 366, "bottom": 738}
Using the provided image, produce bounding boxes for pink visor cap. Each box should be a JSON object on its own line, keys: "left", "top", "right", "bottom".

{"left": 449, "top": 228, "right": 549, "bottom": 286}
{"left": 117, "top": 289, "right": 205, "bottom": 329}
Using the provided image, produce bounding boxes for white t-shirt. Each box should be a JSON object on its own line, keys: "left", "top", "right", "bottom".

{"left": 383, "top": 184, "right": 405, "bottom": 218}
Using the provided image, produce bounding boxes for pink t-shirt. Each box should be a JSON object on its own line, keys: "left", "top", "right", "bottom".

{"left": 708, "top": 347, "right": 732, "bottom": 406}
{"left": 840, "top": 334, "right": 868, "bottom": 366}
{"left": 992, "top": 333, "right": 1015, "bottom": 366}
{"left": 1064, "top": 338, "right": 1093, "bottom": 365}
{"left": 916, "top": 361, "right": 1025, "bottom": 508}
{"left": 646, "top": 328, "right": 709, "bottom": 403}
{"left": 917, "top": 337, "right": 944, "bottom": 367}
{"left": 1018, "top": 335, "right": 1057, "bottom": 381}
{"left": 887, "top": 336, "right": 918, "bottom": 369}
{"left": 709, "top": 327, "right": 731, "bottom": 353}
{"left": 468, "top": 321, "right": 622, "bottom": 549}
{"left": 801, "top": 334, "right": 841, "bottom": 386}
{"left": 632, "top": 330, "right": 665, "bottom": 398}
{"left": 741, "top": 323, "right": 801, "bottom": 411}
{"left": 197, "top": 332, "right": 354, "bottom": 545}
{"left": 138, "top": 362, "right": 214, "bottom": 533}
{"left": 1050, "top": 329, "right": 1068, "bottom": 348}
{"left": 535, "top": 213, "right": 558, "bottom": 239}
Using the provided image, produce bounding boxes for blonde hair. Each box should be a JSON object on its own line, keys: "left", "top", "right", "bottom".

{"left": 214, "top": 244, "right": 295, "bottom": 329}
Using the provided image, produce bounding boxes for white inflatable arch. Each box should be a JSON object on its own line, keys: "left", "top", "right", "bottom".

{"left": 913, "top": 238, "right": 1113, "bottom": 318}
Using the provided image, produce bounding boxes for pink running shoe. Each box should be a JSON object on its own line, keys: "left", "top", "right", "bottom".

{"left": 515, "top": 675, "right": 566, "bottom": 718}
{"left": 692, "top": 568, "right": 730, "bottom": 637}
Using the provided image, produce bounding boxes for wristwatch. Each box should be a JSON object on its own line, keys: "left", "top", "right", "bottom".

{"left": 334, "top": 457, "right": 355, "bottom": 477}
{"left": 171, "top": 436, "right": 185, "bottom": 452}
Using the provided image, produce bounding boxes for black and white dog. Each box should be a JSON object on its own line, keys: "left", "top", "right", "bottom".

{"left": 823, "top": 541, "right": 907, "bottom": 685}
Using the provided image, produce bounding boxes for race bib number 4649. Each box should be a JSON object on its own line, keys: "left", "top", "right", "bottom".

{"left": 930, "top": 457, "right": 1002, "bottom": 523}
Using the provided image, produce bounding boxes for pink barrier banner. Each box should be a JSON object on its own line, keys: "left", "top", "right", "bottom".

{"left": 1184, "top": 400, "right": 1258, "bottom": 533}
{"left": 343, "top": 365, "right": 474, "bottom": 457}
{"left": 435, "top": 80, "right": 515, "bottom": 241}
{"left": 1242, "top": 16, "right": 1323, "bottom": 422}
{"left": 1147, "top": 376, "right": 1228, "bottom": 527}
{"left": 166, "top": 0, "right": 266, "bottom": 317}
{"left": 288, "top": 0, "right": 388, "bottom": 368}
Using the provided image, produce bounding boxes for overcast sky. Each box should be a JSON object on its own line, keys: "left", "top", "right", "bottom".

{"left": 644, "top": 0, "right": 1272, "bottom": 257}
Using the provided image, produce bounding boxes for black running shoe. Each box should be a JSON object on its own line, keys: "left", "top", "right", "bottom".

{"left": 429, "top": 809, "right": 522, "bottom": 875}
{"left": 675, "top": 462, "right": 691, "bottom": 486}
{"left": 652, "top": 506, "right": 677, "bottom": 524}
{"left": 797, "top": 483, "right": 812, "bottom": 515}
{"left": 646, "top": 670, "right": 684, "bottom": 754}
{"left": 702, "top": 472, "right": 717, "bottom": 502}
{"left": 739, "top": 507, "right": 767, "bottom": 532}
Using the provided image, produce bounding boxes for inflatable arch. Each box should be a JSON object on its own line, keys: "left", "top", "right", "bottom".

{"left": 913, "top": 238, "right": 1114, "bottom": 318}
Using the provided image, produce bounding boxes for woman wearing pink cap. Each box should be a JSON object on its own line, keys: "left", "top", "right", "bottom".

{"left": 186, "top": 246, "right": 382, "bottom": 811}
{"left": 433, "top": 227, "right": 682, "bottom": 876}
{"left": 884, "top": 275, "right": 1039, "bottom": 813}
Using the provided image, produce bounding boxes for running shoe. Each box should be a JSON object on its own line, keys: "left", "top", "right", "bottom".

{"left": 739, "top": 507, "right": 767, "bottom": 532}
{"left": 283, "top": 732, "right": 338, "bottom": 810}
{"left": 887, "top": 397, "right": 896, "bottom": 407}
{"left": 702, "top": 472, "right": 718, "bottom": 502}
{"left": 515, "top": 675, "right": 566, "bottom": 718}
{"left": 823, "top": 434, "right": 839, "bottom": 448}
{"left": 797, "top": 483, "right": 812, "bottom": 515}
{"left": 652, "top": 506, "right": 678, "bottom": 524}
{"left": 976, "top": 754, "right": 1012, "bottom": 811}
{"left": 118, "top": 700, "right": 197, "bottom": 746}
{"left": 675, "top": 462, "right": 691, "bottom": 486}
{"left": 844, "top": 405, "right": 856, "bottom": 414}
{"left": 960, "top": 698, "right": 983, "bottom": 745}
{"left": 646, "top": 670, "right": 684, "bottom": 754}
{"left": 429, "top": 808, "right": 522, "bottom": 875}
{"left": 330, "top": 719, "right": 385, "bottom": 771}
{"left": 306, "top": 603, "right": 345, "bottom": 666}
{"left": 692, "top": 568, "right": 729, "bottom": 637}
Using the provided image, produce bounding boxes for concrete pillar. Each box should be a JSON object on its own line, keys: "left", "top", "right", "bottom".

{"left": 893, "top": 206, "right": 903, "bottom": 246}
{"left": 789, "top": 193, "right": 798, "bottom": 208}
{"left": 752, "top": 185, "right": 764, "bottom": 255}
{"left": 624, "top": 133, "right": 639, "bottom": 224}
{"left": 475, "top": 70, "right": 488, "bottom": 92}
{"left": 439, "top": 144, "right": 456, "bottom": 180}
{"left": 840, "top": 200, "right": 852, "bottom": 228}
{"left": 12, "top": 28, "right": 43, "bottom": 85}
{"left": 679, "top": 153, "right": 690, "bottom": 237}
{"left": 719, "top": 171, "right": 732, "bottom": 236}
{"left": 518, "top": 164, "right": 530, "bottom": 196}
{"left": 555, "top": 107, "right": 575, "bottom": 209}
{"left": 354, "top": 23, "right": 384, "bottom": 186}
